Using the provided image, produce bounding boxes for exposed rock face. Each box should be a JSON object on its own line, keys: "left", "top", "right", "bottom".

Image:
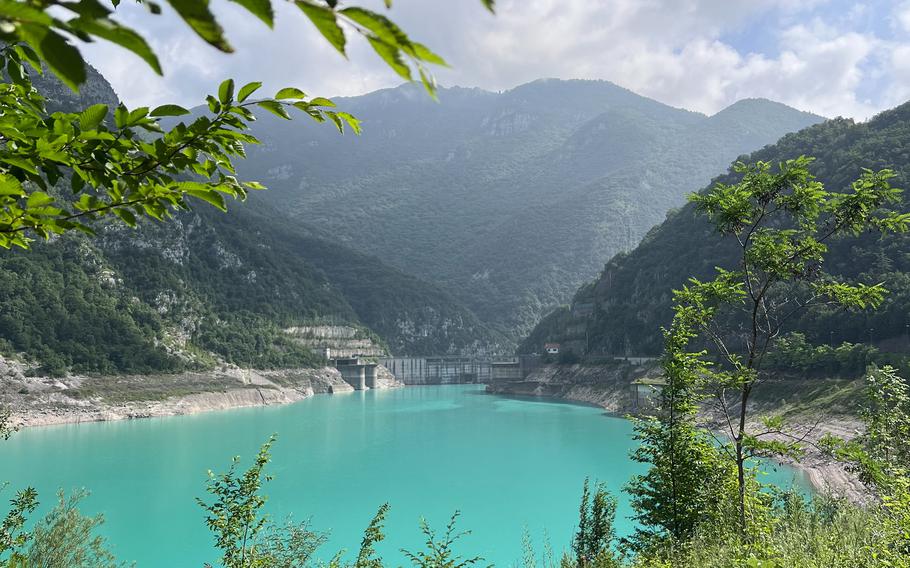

{"left": 284, "top": 325, "right": 386, "bottom": 358}
{"left": 485, "top": 362, "right": 652, "bottom": 412}
{"left": 374, "top": 364, "right": 405, "bottom": 389}
{"left": 1, "top": 364, "right": 406, "bottom": 428}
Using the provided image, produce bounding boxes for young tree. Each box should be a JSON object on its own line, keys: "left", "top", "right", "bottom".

{"left": 0, "top": 485, "right": 38, "bottom": 565}
{"left": 23, "top": 489, "right": 123, "bottom": 568}
{"left": 198, "top": 435, "right": 333, "bottom": 568}
{"left": 400, "top": 511, "right": 486, "bottom": 568}
{"left": 685, "top": 156, "right": 909, "bottom": 534}
{"left": 352, "top": 503, "right": 390, "bottom": 568}
{"left": 627, "top": 286, "right": 736, "bottom": 548}
{"left": 572, "top": 478, "right": 619, "bottom": 568}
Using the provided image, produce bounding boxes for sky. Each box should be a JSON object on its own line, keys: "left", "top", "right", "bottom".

{"left": 79, "top": 0, "right": 910, "bottom": 120}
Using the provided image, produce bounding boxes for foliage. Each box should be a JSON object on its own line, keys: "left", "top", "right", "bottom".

{"left": 0, "top": 0, "right": 497, "bottom": 247}
{"left": 198, "top": 435, "right": 331, "bottom": 568}
{"left": 0, "top": 0, "right": 483, "bottom": 94}
{"left": 763, "top": 333, "right": 879, "bottom": 378}
{"left": 626, "top": 286, "right": 737, "bottom": 547}
{"left": 0, "top": 238, "right": 184, "bottom": 375}
{"left": 0, "top": 485, "right": 38, "bottom": 565}
{"left": 22, "top": 489, "right": 124, "bottom": 568}
{"left": 0, "top": 48, "right": 357, "bottom": 249}
{"left": 400, "top": 512, "right": 487, "bottom": 568}
{"left": 631, "top": 493, "right": 883, "bottom": 568}
{"left": 572, "top": 479, "right": 620, "bottom": 568}
{"left": 821, "top": 366, "right": 910, "bottom": 566}
{"left": 671, "top": 156, "right": 905, "bottom": 533}
{"left": 351, "top": 503, "right": 389, "bottom": 568}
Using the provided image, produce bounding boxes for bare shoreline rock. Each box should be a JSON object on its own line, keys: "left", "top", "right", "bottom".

{"left": 3, "top": 364, "right": 403, "bottom": 429}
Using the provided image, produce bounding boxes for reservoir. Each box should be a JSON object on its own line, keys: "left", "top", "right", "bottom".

{"left": 0, "top": 385, "right": 807, "bottom": 566}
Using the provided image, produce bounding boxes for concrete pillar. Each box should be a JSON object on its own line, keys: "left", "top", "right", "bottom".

{"left": 365, "top": 365, "right": 378, "bottom": 389}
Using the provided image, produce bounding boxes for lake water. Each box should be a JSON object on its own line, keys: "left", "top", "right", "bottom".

{"left": 0, "top": 385, "right": 807, "bottom": 566}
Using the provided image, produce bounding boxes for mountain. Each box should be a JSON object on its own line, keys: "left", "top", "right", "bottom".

{"left": 238, "top": 80, "right": 823, "bottom": 338}
{"left": 522, "top": 101, "right": 910, "bottom": 358}
{"left": 0, "top": 67, "right": 502, "bottom": 376}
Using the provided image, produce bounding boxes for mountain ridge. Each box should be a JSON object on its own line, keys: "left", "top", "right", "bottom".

{"left": 240, "top": 78, "right": 823, "bottom": 338}
{"left": 521, "top": 99, "right": 910, "bottom": 358}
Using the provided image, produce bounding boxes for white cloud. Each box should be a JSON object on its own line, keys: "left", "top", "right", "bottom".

{"left": 896, "top": 1, "right": 910, "bottom": 33}
{"left": 77, "top": 0, "right": 907, "bottom": 120}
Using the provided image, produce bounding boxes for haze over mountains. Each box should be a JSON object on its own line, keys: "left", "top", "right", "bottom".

{"left": 0, "top": 67, "right": 501, "bottom": 376}
{"left": 0, "top": 69, "right": 828, "bottom": 375}
{"left": 240, "top": 79, "right": 823, "bottom": 338}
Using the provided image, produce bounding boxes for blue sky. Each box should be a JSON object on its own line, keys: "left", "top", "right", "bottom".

{"left": 82, "top": 0, "right": 910, "bottom": 119}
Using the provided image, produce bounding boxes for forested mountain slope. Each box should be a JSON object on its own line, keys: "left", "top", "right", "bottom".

{"left": 240, "top": 80, "right": 822, "bottom": 336}
{"left": 0, "top": 68, "right": 501, "bottom": 376}
{"left": 523, "top": 101, "right": 910, "bottom": 357}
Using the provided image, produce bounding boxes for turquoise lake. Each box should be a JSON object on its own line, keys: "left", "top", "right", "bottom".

{"left": 0, "top": 385, "right": 808, "bottom": 566}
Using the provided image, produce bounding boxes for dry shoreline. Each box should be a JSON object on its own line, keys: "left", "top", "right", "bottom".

{"left": 2, "top": 364, "right": 403, "bottom": 429}
{"left": 4, "top": 360, "right": 869, "bottom": 501}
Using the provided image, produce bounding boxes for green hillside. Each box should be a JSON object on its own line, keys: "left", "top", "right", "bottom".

{"left": 0, "top": 67, "right": 502, "bottom": 376}
{"left": 240, "top": 80, "right": 823, "bottom": 337}
{"left": 523, "top": 101, "right": 910, "bottom": 358}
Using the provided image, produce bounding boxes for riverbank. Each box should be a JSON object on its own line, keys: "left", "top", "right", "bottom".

{"left": 1, "top": 360, "right": 403, "bottom": 428}
{"left": 486, "top": 362, "right": 869, "bottom": 502}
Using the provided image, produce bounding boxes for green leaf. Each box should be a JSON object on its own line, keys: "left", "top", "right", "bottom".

{"left": 165, "top": 0, "right": 233, "bottom": 52}
{"left": 237, "top": 81, "right": 262, "bottom": 102}
{"left": 480, "top": 0, "right": 494, "bottom": 12}
{"left": 13, "top": 44, "right": 43, "bottom": 73}
{"left": 68, "top": 17, "right": 162, "bottom": 74}
{"left": 275, "top": 87, "right": 306, "bottom": 100}
{"left": 186, "top": 188, "right": 227, "bottom": 211}
{"left": 296, "top": 1, "right": 346, "bottom": 55}
{"left": 79, "top": 103, "right": 109, "bottom": 130}
{"left": 336, "top": 111, "right": 361, "bottom": 134}
{"left": 26, "top": 191, "right": 54, "bottom": 208}
{"left": 0, "top": 174, "right": 24, "bottom": 196}
{"left": 218, "top": 79, "right": 235, "bottom": 104}
{"left": 112, "top": 207, "right": 138, "bottom": 227}
{"left": 114, "top": 105, "right": 129, "bottom": 128}
{"left": 127, "top": 107, "right": 149, "bottom": 125}
{"left": 18, "top": 24, "right": 87, "bottom": 90}
{"left": 367, "top": 36, "right": 410, "bottom": 80}
{"left": 0, "top": 157, "right": 39, "bottom": 175}
{"left": 150, "top": 104, "right": 190, "bottom": 117}
{"left": 256, "top": 100, "right": 291, "bottom": 120}
{"left": 228, "top": 0, "right": 273, "bottom": 27}
{"left": 0, "top": 1, "right": 52, "bottom": 25}
{"left": 412, "top": 42, "right": 447, "bottom": 66}
{"left": 339, "top": 7, "right": 405, "bottom": 47}
{"left": 308, "top": 96, "right": 335, "bottom": 107}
